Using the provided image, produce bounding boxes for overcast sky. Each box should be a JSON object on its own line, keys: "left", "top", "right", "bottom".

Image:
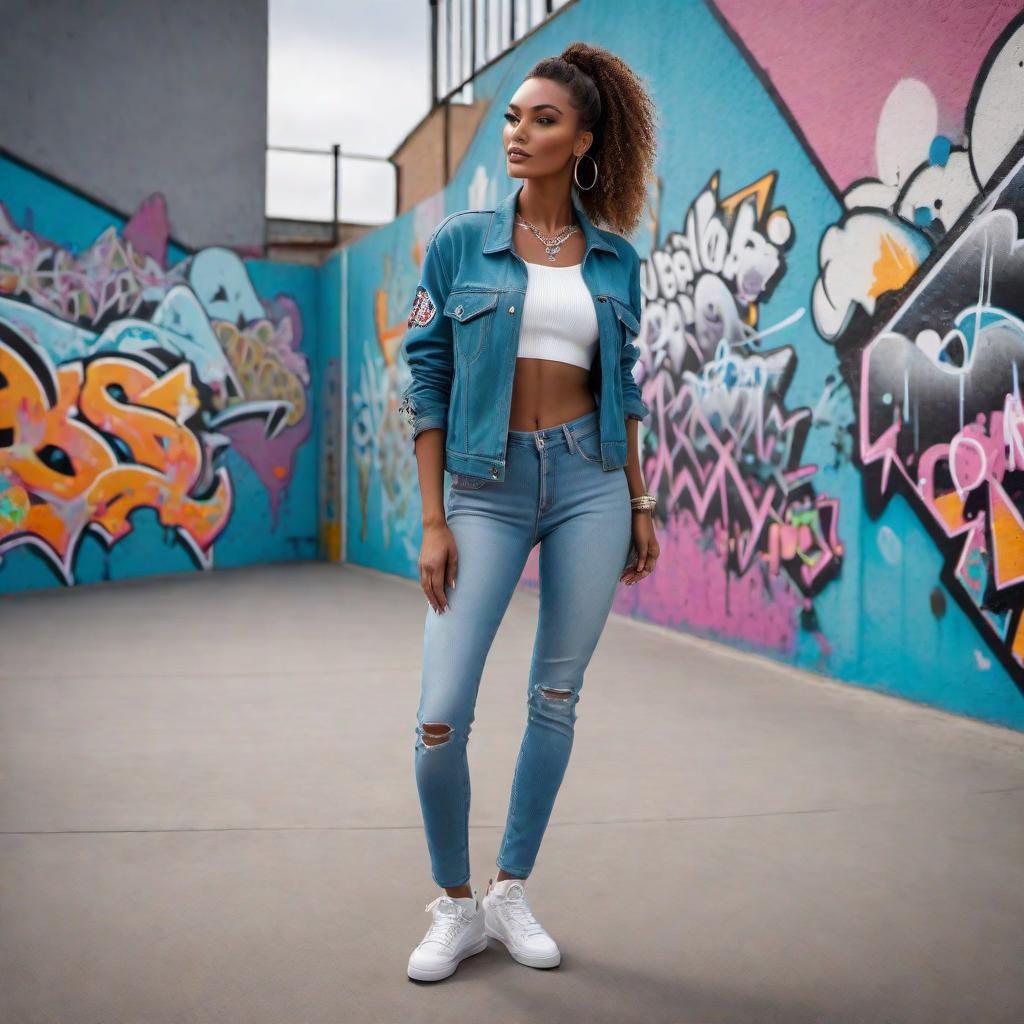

{"left": 267, "top": 0, "right": 431, "bottom": 226}
{"left": 267, "top": 0, "right": 572, "bottom": 226}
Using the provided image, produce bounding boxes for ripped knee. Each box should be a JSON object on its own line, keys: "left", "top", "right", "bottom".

{"left": 419, "top": 721, "right": 453, "bottom": 747}
{"left": 539, "top": 687, "right": 572, "bottom": 701}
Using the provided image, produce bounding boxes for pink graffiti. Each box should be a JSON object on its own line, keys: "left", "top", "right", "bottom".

{"left": 766, "top": 495, "right": 844, "bottom": 591}
{"left": 613, "top": 508, "right": 804, "bottom": 652}
{"left": 641, "top": 380, "right": 839, "bottom": 594}
{"left": 864, "top": 377, "right": 1024, "bottom": 594}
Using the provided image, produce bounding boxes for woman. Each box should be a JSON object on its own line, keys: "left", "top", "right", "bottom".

{"left": 402, "top": 42, "right": 659, "bottom": 982}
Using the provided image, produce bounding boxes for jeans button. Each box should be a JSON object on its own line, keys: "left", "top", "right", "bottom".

{"left": 490, "top": 466, "right": 498, "bottom": 477}
{"left": 508, "top": 305, "right": 515, "bottom": 314}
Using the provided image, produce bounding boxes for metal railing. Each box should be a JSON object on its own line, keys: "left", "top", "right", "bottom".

{"left": 265, "top": 143, "right": 396, "bottom": 245}
{"left": 265, "top": 1, "right": 570, "bottom": 243}
{"left": 431, "top": 0, "right": 561, "bottom": 105}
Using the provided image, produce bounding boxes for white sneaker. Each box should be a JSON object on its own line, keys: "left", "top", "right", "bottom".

{"left": 407, "top": 888, "right": 486, "bottom": 982}
{"left": 482, "top": 877, "right": 561, "bottom": 968}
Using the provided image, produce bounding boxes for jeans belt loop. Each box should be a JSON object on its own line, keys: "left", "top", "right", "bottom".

{"left": 561, "top": 422, "right": 574, "bottom": 453}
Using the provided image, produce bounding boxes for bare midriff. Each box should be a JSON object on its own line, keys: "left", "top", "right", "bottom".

{"left": 508, "top": 357, "right": 597, "bottom": 431}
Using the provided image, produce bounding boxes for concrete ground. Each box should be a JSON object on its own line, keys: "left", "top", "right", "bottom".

{"left": 1, "top": 561, "right": 1022, "bottom": 1024}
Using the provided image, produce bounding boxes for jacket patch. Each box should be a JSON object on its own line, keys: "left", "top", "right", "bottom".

{"left": 407, "top": 286, "right": 436, "bottom": 328}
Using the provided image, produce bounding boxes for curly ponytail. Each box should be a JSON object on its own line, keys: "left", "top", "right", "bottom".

{"left": 526, "top": 42, "right": 657, "bottom": 237}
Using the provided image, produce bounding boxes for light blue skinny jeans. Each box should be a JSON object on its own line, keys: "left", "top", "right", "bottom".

{"left": 413, "top": 407, "right": 632, "bottom": 887}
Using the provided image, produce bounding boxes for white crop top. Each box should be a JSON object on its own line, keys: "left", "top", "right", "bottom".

{"left": 516, "top": 261, "right": 599, "bottom": 370}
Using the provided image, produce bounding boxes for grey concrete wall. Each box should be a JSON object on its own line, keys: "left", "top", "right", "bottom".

{"left": 0, "top": 0, "right": 267, "bottom": 250}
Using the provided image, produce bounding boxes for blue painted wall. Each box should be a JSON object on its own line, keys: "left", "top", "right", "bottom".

{"left": 338, "top": 0, "right": 1024, "bottom": 731}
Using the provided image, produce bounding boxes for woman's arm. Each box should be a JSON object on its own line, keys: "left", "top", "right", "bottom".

{"left": 413, "top": 427, "right": 447, "bottom": 530}
{"left": 399, "top": 225, "right": 458, "bottom": 613}
{"left": 621, "top": 412, "right": 659, "bottom": 583}
{"left": 622, "top": 415, "right": 646, "bottom": 500}
{"left": 399, "top": 227, "right": 455, "bottom": 440}
{"left": 412, "top": 426, "right": 456, "bottom": 614}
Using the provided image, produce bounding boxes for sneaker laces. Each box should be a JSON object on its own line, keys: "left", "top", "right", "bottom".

{"left": 495, "top": 889, "right": 545, "bottom": 938}
{"left": 420, "top": 895, "right": 469, "bottom": 949}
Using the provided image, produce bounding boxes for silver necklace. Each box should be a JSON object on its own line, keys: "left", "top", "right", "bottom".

{"left": 515, "top": 216, "right": 579, "bottom": 262}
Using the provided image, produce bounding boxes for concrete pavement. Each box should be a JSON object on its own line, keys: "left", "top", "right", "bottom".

{"left": 1, "top": 561, "right": 1022, "bottom": 1023}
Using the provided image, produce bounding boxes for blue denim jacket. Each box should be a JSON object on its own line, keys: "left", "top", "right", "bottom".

{"left": 398, "top": 181, "right": 649, "bottom": 482}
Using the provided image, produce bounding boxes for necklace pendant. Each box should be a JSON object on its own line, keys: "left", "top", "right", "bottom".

{"left": 514, "top": 216, "right": 579, "bottom": 261}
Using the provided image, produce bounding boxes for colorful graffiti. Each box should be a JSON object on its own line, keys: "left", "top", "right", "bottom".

{"left": 804, "top": 13, "right": 1024, "bottom": 685}
{"left": 858, "top": 154, "right": 1024, "bottom": 680}
{"left": 811, "top": 16, "right": 1024, "bottom": 344}
{"left": 0, "top": 194, "right": 312, "bottom": 584}
{"left": 348, "top": 193, "right": 450, "bottom": 564}
{"left": 634, "top": 170, "right": 844, "bottom": 615}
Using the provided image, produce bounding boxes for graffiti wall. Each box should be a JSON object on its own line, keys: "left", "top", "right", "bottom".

{"left": 344, "top": 192, "right": 448, "bottom": 576}
{"left": 343, "top": 0, "right": 1024, "bottom": 731}
{"left": 854, "top": 156, "right": 1024, "bottom": 673}
{"left": 0, "top": 152, "right": 321, "bottom": 591}
{"left": 616, "top": 168, "right": 846, "bottom": 654}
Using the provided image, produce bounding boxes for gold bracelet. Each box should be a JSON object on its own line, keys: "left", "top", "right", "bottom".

{"left": 630, "top": 494, "right": 657, "bottom": 512}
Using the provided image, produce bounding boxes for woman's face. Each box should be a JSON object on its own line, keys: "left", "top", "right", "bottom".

{"left": 503, "top": 77, "right": 590, "bottom": 181}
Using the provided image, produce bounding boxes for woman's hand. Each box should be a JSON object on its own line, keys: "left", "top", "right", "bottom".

{"left": 621, "top": 510, "right": 659, "bottom": 585}
{"left": 419, "top": 520, "right": 459, "bottom": 613}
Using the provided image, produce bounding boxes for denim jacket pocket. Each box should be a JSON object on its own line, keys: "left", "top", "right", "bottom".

{"left": 609, "top": 295, "right": 640, "bottom": 335}
{"left": 444, "top": 290, "right": 500, "bottom": 364}
{"left": 608, "top": 295, "right": 649, "bottom": 422}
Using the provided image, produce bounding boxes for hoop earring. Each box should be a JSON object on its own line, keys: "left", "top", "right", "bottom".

{"left": 573, "top": 153, "right": 598, "bottom": 191}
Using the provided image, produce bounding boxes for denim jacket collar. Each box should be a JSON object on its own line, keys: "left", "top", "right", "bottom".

{"left": 482, "top": 181, "right": 620, "bottom": 261}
